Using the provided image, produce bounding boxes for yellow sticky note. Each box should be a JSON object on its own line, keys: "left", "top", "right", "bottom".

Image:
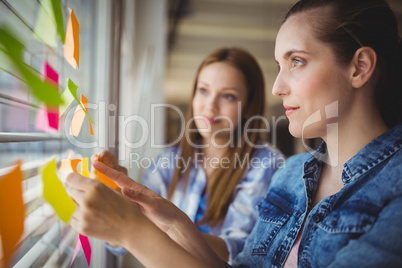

{"left": 0, "top": 161, "right": 25, "bottom": 267}
{"left": 41, "top": 159, "right": 76, "bottom": 224}
{"left": 64, "top": 9, "right": 80, "bottom": 68}
{"left": 81, "top": 158, "right": 90, "bottom": 177}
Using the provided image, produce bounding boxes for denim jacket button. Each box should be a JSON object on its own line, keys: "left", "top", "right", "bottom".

{"left": 331, "top": 215, "right": 339, "bottom": 226}
{"left": 312, "top": 214, "right": 321, "bottom": 223}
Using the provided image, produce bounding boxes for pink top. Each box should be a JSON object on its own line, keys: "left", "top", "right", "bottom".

{"left": 283, "top": 227, "right": 303, "bottom": 268}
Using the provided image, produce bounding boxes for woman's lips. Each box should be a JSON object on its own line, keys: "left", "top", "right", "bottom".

{"left": 204, "top": 116, "right": 220, "bottom": 125}
{"left": 284, "top": 105, "right": 300, "bottom": 116}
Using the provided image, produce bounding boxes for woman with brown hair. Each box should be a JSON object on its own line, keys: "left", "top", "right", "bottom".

{"left": 101, "top": 47, "right": 283, "bottom": 262}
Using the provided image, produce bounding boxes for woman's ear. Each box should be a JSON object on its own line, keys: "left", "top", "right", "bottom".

{"left": 350, "top": 47, "right": 377, "bottom": 88}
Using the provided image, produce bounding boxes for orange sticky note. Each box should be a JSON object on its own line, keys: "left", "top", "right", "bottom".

{"left": 41, "top": 159, "right": 76, "bottom": 224}
{"left": 64, "top": 8, "right": 80, "bottom": 68}
{"left": 0, "top": 161, "right": 25, "bottom": 267}
{"left": 97, "top": 172, "right": 119, "bottom": 190}
{"left": 71, "top": 159, "right": 81, "bottom": 174}
{"left": 95, "top": 156, "right": 119, "bottom": 190}
{"left": 81, "top": 94, "right": 94, "bottom": 135}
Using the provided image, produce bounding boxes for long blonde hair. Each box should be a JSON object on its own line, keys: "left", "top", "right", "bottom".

{"left": 168, "top": 47, "right": 266, "bottom": 226}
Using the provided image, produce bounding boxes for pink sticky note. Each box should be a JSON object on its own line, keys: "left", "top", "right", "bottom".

{"left": 70, "top": 236, "right": 81, "bottom": 266}
{"left": 79, "top": 234, "right": 91, "bottom": 266}
{"left": 44, "top": 62, "right": 59, "bottom": 130}
{"left": 35, "top": 104, "right": 58, "bottom": 133}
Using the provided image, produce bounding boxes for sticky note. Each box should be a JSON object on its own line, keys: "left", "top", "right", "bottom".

{"left": 0, "top": 27, "right": 63, "bottom": 106}
{"left": 35, "top": 104, "right": 58, "bottom": 133}
{"left": 50, "top": 0, "right": 65, "bottom": 44}
{"left": 69, "top": 101, "right": 85, "bottom": 136}
{"left": 64, "top": 9, "right": 80, "bottom": 68}
{"left": 41, "top": 159, "right": 76, "bottom": 224}
{"left": 81, "top": 94, "right": 94, "bottom": 135}
{"left": 70, "top": 159, "right": 81, "bottom": 174}
{"left": 43, "top": 62, "right": 59, "bottom": 130}
{"left": 59, "top": 88, "right": 75, "bottom": 117}
{"left": 0, "top": 161, "right": 25, "bottom": 267}
{"left": 96, "top": 171, "right": 119, "bottom": 190}
{"left": 70, "top": 236, "right": 81, "bottom": 266}
{"left": 33, "top": 0, "right": 57, "bottom": 47}
{"left": 67, "top": 79, "right": 94, "bottom": 123}
{"left": 81, "top": 158, "right": 90, "bottom": 177}
{"left": 59, "top": 159, "right": 73, "bottom": 173}
{"left": 79, "top": 234, "right": 91, "bottom": 266}
{"left": 70, "top": 234, "right": 91, "bottom": 267}
{"left": 94, "top": 156, "right": 119, "bottom": 190}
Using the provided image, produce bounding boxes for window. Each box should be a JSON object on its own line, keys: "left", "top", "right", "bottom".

{"left": 0, "top": 0, "right": 115, "bottom": 267}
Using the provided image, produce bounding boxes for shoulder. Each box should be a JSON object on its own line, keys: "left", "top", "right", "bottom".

{"left": 269, "top": 152, "right": 311, "bottom": 186}
{"left": 157, "top": 145, "right": 181, "bottom": 158}
{"left": 252, "top": 143, "right": 284, "bottom": 159}
{"left": 380, "top": 148, "right": 402, "bottom": 196}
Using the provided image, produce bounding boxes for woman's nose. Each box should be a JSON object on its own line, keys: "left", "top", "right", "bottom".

{"left": 272, "top": 72, "right": 290, "bottom": 97}
{"left": 205, "top": 95, "right": 219, "bottom": 111}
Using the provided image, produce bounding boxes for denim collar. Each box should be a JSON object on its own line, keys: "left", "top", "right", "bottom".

{"left": 303, "top": 123, "right": 402, "bottom": 185}
{"left": 343, "top": 123, "right": 402, "bottom": 184}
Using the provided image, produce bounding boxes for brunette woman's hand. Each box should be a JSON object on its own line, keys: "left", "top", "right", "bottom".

{"left": 66, "top": 172, "right": 149, "bottom": 246}
{"left": 91, "top": 150, "right": 128, "bottom": 176}
{"left": 92, "top": 161, "right": 189, "bottom": 234}
{"left": 89, "top": 162, "right": 225, "bottom": 267}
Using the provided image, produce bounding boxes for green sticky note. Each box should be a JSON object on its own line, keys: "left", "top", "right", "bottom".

{"left": 0, "top": 27, "right": 63, "bottom": 106}
{"left": 41, "top": 158, "right": 76, "bottom": 224}
{"left": 34, "top": 0, "right": 58, "bottom": 47}
{"left": 59, "top": 87, "right": 75, "bottom": 116}
{"left": 51, "top": 0, "right": 65, "bottom": 44}
{"left": 67, "top": 79, "right": 94, "bottom": 123}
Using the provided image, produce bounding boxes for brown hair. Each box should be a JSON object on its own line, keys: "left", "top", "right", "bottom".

{"left": 284, "top": 0, "right": 402, "bottom": 128}
{"left": 168, "top": 47, "right": 266, "bottom": 226}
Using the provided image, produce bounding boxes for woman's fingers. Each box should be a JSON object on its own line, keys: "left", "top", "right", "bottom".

{"left": 93, "top": 161, "right": 140, "bottom": 189}
{"left": 122, "top": 187, "right": 152, "bottom": 207}
{"left": 66, "top": 172, "right": 95, "bottom": 191}
{"left": 68, "top": 186, "right": 86, "bottom": 206}
{"left": 90, "top": 154, "right": 98, "bottom": 164}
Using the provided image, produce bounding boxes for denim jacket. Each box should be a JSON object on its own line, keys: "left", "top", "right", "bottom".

{"left": 232, "top": 123, "right": 402, "bottom": 268}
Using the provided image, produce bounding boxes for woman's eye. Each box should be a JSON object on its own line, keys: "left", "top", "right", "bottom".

{"left": 198, "top": 87, "right": 207, "bottom": 94}
{"left": 223, "top": 94, "right": 236, "bottom": 101}
{"left": 291, "top": 58, "right": 304, "bottom": 68}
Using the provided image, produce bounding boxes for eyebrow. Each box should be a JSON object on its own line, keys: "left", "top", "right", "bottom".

{"left": 275, "top": 49, "right": 312, "bottom": 64}
{"left": 197, "top": 81, "right": 243, "bottom": 92}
